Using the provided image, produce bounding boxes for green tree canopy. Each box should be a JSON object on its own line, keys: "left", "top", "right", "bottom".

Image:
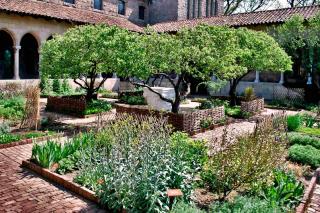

{"left": 40, "top": 25, "right": 134, "bottom": 101}
{"left": 183, "top": 25, "right": 292, "bottom": 105}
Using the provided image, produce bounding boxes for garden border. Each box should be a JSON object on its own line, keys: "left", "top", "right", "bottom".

{"left": 22, "top": 160, "right": 99, "bottom": 204}
{"left": 0, "top": 133, "right": 64, "bottom": 149}
{"left": 296, "top": 168, "right": 320, "bottom": 213}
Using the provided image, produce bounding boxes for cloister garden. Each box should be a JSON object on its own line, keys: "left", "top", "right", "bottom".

{"left": 1, "top": 14, "right": 320, "bottom": 213}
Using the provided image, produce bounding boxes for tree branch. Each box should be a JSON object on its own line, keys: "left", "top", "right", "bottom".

{"left": 129, "top": 79, "right": 174, "bottom": 104}
{"left": 94, "top": 77, "right": 108, "bottom": 92}
{"left": 73, "top": 78, "right": 87, "bottom": 90}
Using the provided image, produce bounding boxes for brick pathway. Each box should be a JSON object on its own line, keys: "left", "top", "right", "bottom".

{"left": 307, "top": 184, "right": 320, "bottom": 213}
{"left": 0, "top": 144, "right": 105, "bottom": 213}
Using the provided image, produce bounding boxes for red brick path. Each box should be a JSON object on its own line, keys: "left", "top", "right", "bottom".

{"left": 307, "top": 183, "right": 320, "bottom": 213}
{"left": 0, "top": 144, "right": 105, "bottom": 212}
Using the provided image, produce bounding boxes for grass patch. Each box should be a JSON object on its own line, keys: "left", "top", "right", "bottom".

{"left": 297, "top": 127, "right": 320, "bottom": 137}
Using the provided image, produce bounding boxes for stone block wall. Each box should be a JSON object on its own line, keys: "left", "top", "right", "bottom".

{"left": 241, "top": 98, "right": 264, "bottom": 114}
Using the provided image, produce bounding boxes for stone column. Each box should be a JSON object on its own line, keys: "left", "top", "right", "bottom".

{"left": 112, "top": 73, "right": 117, "bottom": 78}
{"left": 254, "top": 71, "right": 260, "bottom": 83}
{"left": 13, "top": 45, "right": 21, "bottom": 80}
{"left": 279, "top": 72, "right": 284, "bottom": 84}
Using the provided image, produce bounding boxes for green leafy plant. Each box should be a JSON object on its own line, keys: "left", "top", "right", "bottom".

{"left": 0, "top": 96, "right": 25, "bottom": 120}
{"left": 0, "top": 134, "right": 21, "bottom": 145}
{"left": 201, "top": 115, "right": 287, "bottom": 200}
{"left": 200, "top": 118, "right": 213, "bottom": 129}
{"left": 52, "top": 79, "right": 62, "bottom": 95}
{"left": 288, "top": 144, "right": 320, "bottom": 168}
{"left": 210, "top": 196, "right": 281, "bottom": 213}
{"left": 288, "top": 132, "right": 320, "bottom": 149}
{"left": 297, "top": 127, "right": 320, "bottom": 137}
{"left": 0, "top": 122, "right": 10, "bottom": 134}
{"left": 56, "top": 151, "right": 82, "bottom": 174}
{"left": 99, "top": 89, "right": 118, "bottom": 99}
{"left": 75, "top": 116, "right": 197, "bottom": 212}
{"left": 259, "top": 169, "right": 304, "bottom": 210}
{"left": 287, "top": 115, "right": 301, "bottom": 131}
{"left": 171, "top": 201, "right": 205, "bottom": 213}
{"left": 120, "top": 95, "right": 146, "bottom": 105}
{"left": 31, "top": 140, "right": 63, "bottom": 168}
{"left": 61, "top": 78, "right": 72, "bottom": 95}
{"left": 84, "top": 100, "right": 112, "bottom": 115}
{"left": 244, "top": 86, "right": 256, "bottom": 101}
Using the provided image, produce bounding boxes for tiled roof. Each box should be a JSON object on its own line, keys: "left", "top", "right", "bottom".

{"left": 152, "top": 5, "right": 320, "bottom": 32}
{"left": 0, "top": 0, "right": 142, "bottom": 32}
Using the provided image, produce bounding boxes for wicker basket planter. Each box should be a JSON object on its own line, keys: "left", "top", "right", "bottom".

{"left": 241, "top": 98, "right": 264, "bottom": 114}
{"left": 115, "top": 103, "right": 225, "bottom": 135}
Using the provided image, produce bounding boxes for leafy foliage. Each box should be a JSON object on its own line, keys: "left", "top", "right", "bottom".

{"left": 288, "top": 144, "right": 320, "bottom": 168}
{"left": 210, "top": 196, "right": 282, "bottom": 213}
{"left": 119, "top": 95, "right": 146, "bottom": 105}
{"left": 297, "top": 127, "right": 320, "bottom": 137}
{"left": 0, "top": 96, "right": 25, "bottom": 120}
{"left": 75, "top": 116, "right": 199, "bottom": 212}
{"left": 40, "top": 25, "right": 133, "bottom": 101}
{"left": 31, "top": 133, "right": 94, "bottom": 169}
{"left": 258, "top": 169, "right": 304, "bottom": 210}
{"left": 200, "top": 118, "right": 213, "bottom": 129}
{"left": 201, "top": 116, "right": 287, "bottom": 200}
{"left": 171, "top": 202, "right": 205, "bottom": 213}
{"left": 287, "top": 115, "right": 301, "bottom": 131}
{"left": 244, "top": 86, "right": 255, "bottom": 101}
{"left": 84, "top": 100, "right": 112, "bottom": 115}
{"left": 288, "top": 132, "right": 320, "bottom": 149}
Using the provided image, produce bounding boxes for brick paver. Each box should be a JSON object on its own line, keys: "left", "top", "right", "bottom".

{"left": 0, "top": 144, "right": 105, "bottom": 212}
{"left": 307, "top": 184, "right": 320, "bottom": 213}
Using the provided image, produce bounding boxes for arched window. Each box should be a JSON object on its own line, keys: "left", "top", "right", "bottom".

{"left": 0, "top": 30, "right": 14, "bottom": 79}
{"left": 139, "top": 6, "right": 145, "bottom": 20}
{"left": 118, "top": 1, "right": 126, "bottom": 15}
{"left": 93, "top": 0, "right": 103, "bottom": 10}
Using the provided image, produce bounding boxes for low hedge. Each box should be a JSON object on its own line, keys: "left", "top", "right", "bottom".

{"left": 288, "top": 132, "right": 320, "bottom": 149}
{"left": 288, "top": 144, "right": 320, "bottom": 168}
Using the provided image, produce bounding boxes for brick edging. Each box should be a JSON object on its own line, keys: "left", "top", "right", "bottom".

{"left": 296, "top": 168, "right": 320, "bottom": 213}
{"left": 0, "top": 133, "right": 64, "bottom": 149}
{"left": 22, "top": 160, "right": 99, "bottom": 204}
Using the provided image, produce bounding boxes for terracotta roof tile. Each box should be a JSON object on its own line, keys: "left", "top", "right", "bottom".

{"left": 0, "top": 0, "right": 142, "bottom": 32}
{"left": 152, "top": 5, "right": 320, "bottom": 32}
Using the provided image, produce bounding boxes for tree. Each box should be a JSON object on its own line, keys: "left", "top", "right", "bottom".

{"left": 287, "top": 0, "right": 320, "bottom": 7}
{"left": 115, "top": 30, "right": 211, "bottom": 113}
{"left": 270, "top": 14, "right": 320, "bottom": 97}
{"left": 40, "top": 25, "right": 131, "bottom": 101}
{"left": 187, "top": 25, "right": 292, "bottom": 106}
{"left": 224, "top": 0, "right": 280, "bottom": 15}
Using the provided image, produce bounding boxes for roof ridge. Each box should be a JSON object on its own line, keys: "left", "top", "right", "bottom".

{"left": 151, "top": 4, "right": 320, "bottom": 26}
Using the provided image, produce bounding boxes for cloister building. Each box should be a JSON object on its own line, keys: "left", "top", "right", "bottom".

{"left": 0, "top": 0, "right": 319, "bottom": 99}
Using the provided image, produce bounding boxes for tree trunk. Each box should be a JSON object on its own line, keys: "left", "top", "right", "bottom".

{"left": 86, "top": 88, "right": 95, "bottom": 102}
{"left": 229, "top": 79, "right": 238, "bottom": 106}
{"left": 171, "top": 97, "right": 181, "bottom": 113}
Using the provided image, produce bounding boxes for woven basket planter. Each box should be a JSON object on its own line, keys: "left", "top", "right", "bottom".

{"left": 115, "top": 103, "right": 225, "bottom": 134}
{"left": 241, "top": 98, "right": 264, "bottom": 114}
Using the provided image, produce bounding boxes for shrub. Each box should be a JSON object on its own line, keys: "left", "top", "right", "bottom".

{"left": 287, "top": 115, "right": 301, "bottom": 131}
{"left": 52, "top": 79, "right": 62, "bottom": 94}
{"left": 120, "top": 95, "right": 146, "bottom": 105}
{"left": 0, "top": 122, "right": 10, "bottom": 134}
{"left": 288, "top": 132, "right": 320, "bottom": 149}
{"left": 210, "top": 196, "right": 281, "bottom": 213}
{"left": 201, "top": 115, "right": 287, "bottom": 200}
{"left": 61, "top": 78, "right": 72, "bottom": 95}
{"left": 75, "top": 116, "right": 197, "bottom": 212}
{"left": 0, "top": 96, "right": 25, "bottom": 120}
{"left": 225, "top": 106, "right": 242, "bottom": 118}
{"left": 199, "top": 100, "right": 214, "bottom": 110}
{"left": 99, "top": 89, "right": 118, "bottom": 99}
{"left": 199, "top": 99, "right": 228, "bottom": 110}
{"left": 40, "top": 76, "right": 52, "bottom": 96}
{"left": 171, "top": 202, "right": 205, "bottom": 213}
{"left": 84, "top": 100, "right": 112, "bottom": 115}
{"left": 244, "top": 86, "right": 255, "bottom": 101}
{"left": 200, "top": 118, "right": 213, "bottom": 129}
{"left": 0, "top": 134, "right": 21, "bottom": 144}
{"left": 258, "top": 169, "right": 304, "bottom": 210}
{"left": 288, "top": 144, "right": 320, "bottom": 168}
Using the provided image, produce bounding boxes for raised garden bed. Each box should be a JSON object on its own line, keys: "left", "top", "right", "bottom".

{"left": 22, "top": 160, "right": 99, "bottom": 203}
{"left": 0, "top": 132, "right": 62, "bottom": 149}
{"left": 46, "top": 95, "right": 112, "bottom": 118}
{"left": 115, "top": 103, "right": 225, "bottom": 135}
{"left": 296, "top": 168, "right": 320, "bottom": 213}
{"left": 241, "top": 98, "right": 264, "bottom": 114}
